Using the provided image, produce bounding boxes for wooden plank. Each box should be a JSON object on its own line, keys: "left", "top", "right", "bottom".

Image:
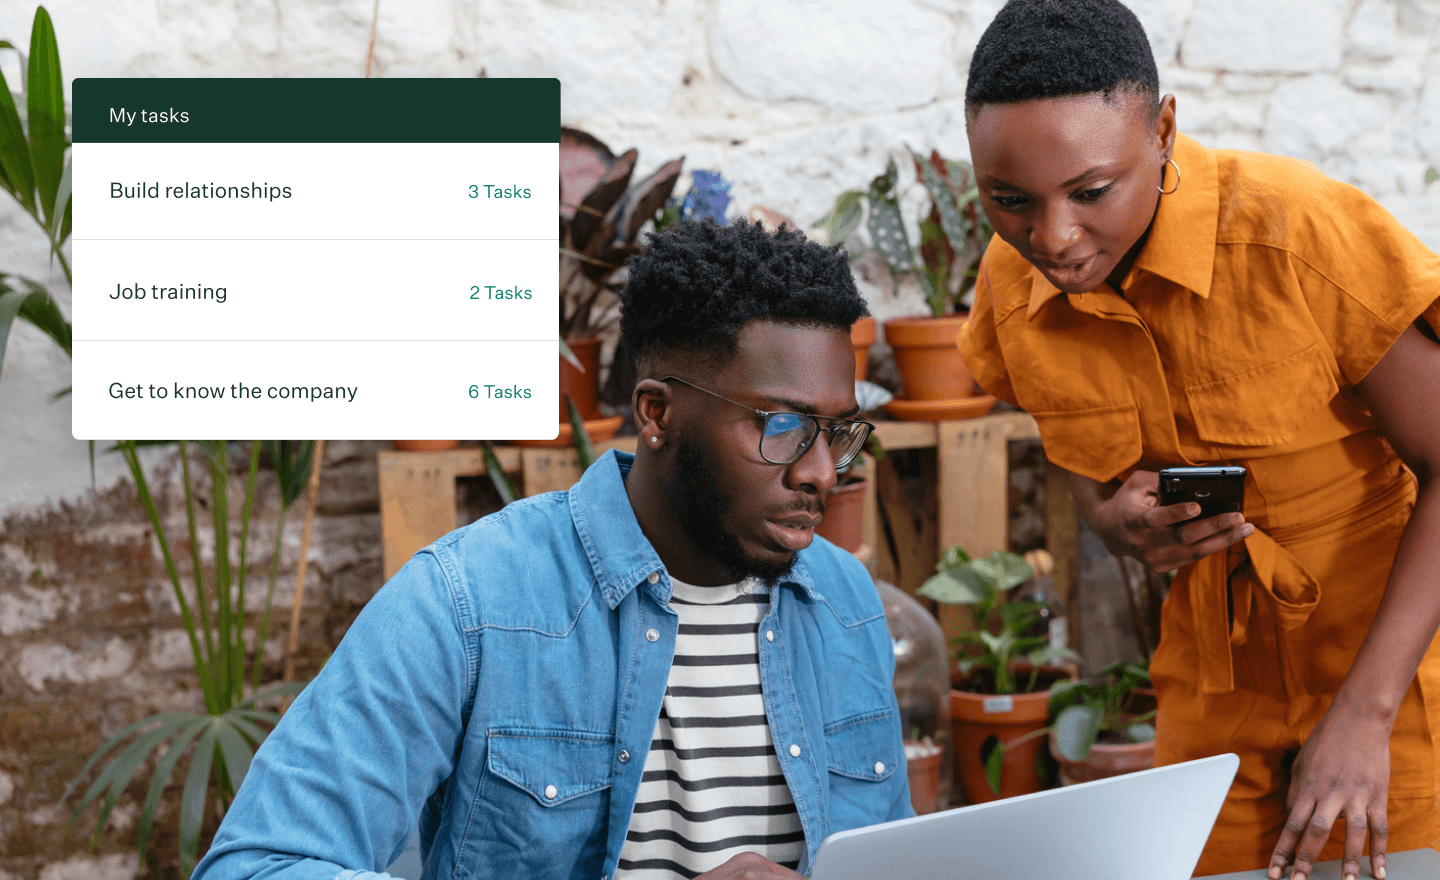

{"left": 518, "top": 438, "right": 639, "bottom": 496}
{"left": 872, "top": 446, "right": 926, "bottom": 596}
{"left": 873, "top": 420, "right": 937, "bottom": 451}
{"left": 377, "top": 440, "right": 637, "bottom": 580}
{"left": 378, "top": 452, "right": 463, "bottom": 581}
{"left": 934, "top": 419, "right": 1010, "bottom": 650}
{"left": 936, "top": 419, "right": 1010, "bottom": 556}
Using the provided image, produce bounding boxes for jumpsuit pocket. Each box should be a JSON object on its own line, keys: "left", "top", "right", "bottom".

{"left": 1030, "top": 403, "right": 1142, "bottom": 481}
{"left": 1186, "top": 343, "right": 1338, "bottom": 447}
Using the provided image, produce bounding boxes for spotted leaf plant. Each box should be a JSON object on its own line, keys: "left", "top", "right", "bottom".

{"left": 817, "top": 147, "right": 993, "bottom": 318}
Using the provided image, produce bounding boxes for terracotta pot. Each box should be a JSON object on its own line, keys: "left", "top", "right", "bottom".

{"left": 850, "top": 315, "right": 877, "bottom": 382}
{"left": 392, "top": 440, "right": 459, "bottom": 451}
{"left": 905, "top": 743, "right": 944, "bottom": 815}
{"left": 815, "top": 478, "right": 865, "bottom": 553}
{"left": 950, "top": 688, "right": 1050, "bottom": 804}
{"left": 560, "top": 337, "right": 603, "bottom": 421}
{"left": 883, "top": 313, "right": 974, "bottom": 401}
{"left": 1049, "top": 734, "right": 1155, "bottom": 786}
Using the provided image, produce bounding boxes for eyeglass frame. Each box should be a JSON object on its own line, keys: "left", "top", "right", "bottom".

{"left": 659, "top": 375, "right": 875, "bottom": 470}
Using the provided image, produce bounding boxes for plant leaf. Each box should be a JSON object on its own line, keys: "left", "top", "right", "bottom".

{"left": 482, "top": 441, "right": 517, "bottom": 506}
{"left": 615, "top": 156, "right": 683, "bottom": 245}
{"left": 559, "top": 126, "right": 616, "bottom": 223}
{"left": 223, "top": 712, "right": 271, "bottom": 745}
{"left": 565, "top": 393, "right": 595, "bottom": 469}
{"left": 559, "top": 338, "right": 583, "bottom": 371}
{"left": 917, "top": 568, "right": 985, "bottom": 604}
{"left": 1126, "top": 722, "right": 1156, "bottom": 743}
{"left": 135, "top": 719, "right": 207, "bottom": 860}
{"left": 178, "top": 723, "right": 220, "bottom": 875}
{"left": 238, "top": 679, "right": 307, "bottom": 708}
{"left": 48, "top": 150, "right": 69, "bottom": 239}
{"left": 0, "top": 56, "right": 35, "bottom": 212}
{"left": 261, "top": 440, "right": 316, "bottom": 510}
{"left": 1027, "top": 642, "right": 1081, "bottom": 668}
{"left": 58, "top": 712, "right": 193, "bottom": 807}
{"left": 978, "top": 630, "right": 1012, "bottom": 656}
{"left": 865, "top": 160, "right": 912, "bottom": 279}
{"left": 91, "top": 724, "right": 179, "bottom": 844}
{"left": 569, "top": 147, "right": 635, "bottom": 251}
{"left": 1427, "top": 167, "right": 1439, "bottom": 185}
{"left": 1052, "top": 703, "right": 1104, "bottom": 762}
{"left": 213, "top": 719, "right": 255, "bottom": 796}
{"left": 974, "top": 551, "right": 1034, "bottom": 592}
{"left": 985, "top": 740, "right": 1004, "bottom": 795}
{"left": 26, "top": 6, "right": 65, "bottom": 228}
{"left": 818, "top": 189, "right": 864, "bottom": 247}
{"left": 915, "top": 149, "right": 970, "bottom": 260}
{"left": 16, "top": 278, "right": 71, "bottom": 354}
{"left": 0, "top": 273, "right": 70, "bottom": 382}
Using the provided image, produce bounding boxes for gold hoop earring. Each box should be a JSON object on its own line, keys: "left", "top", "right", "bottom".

{"left": 1158, "top": 159, "right": 1181, "bottom": 194}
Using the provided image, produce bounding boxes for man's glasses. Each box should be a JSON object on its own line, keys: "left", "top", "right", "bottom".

{"left": 661, "top": 376, "right": 874, "bottom": 470}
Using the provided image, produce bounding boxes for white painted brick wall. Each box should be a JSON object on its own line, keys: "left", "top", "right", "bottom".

{"left": 2, "top": 0, "right": 1438, "bottom": 511}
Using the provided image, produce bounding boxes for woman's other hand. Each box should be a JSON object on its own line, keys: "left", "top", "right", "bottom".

{"left": 1071, "top": 468, "right": 1254, "bottom": 572}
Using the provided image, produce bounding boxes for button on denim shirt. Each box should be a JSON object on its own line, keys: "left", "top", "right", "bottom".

{"left": 195, "top": 450, "right": 913, "bottom": 880}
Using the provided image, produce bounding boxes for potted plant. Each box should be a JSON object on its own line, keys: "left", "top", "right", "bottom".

{"left": 1046, "top": 661, "right": 1156, "bottom": 785}
{"left": 919, "top": 547, "right": 1079, "bottom": 803}
{"left": 63, "top": 441, "right": 315, "bottom": 876}
{"left": 816, "top": 148, "right": 995, "bottom": 418}
{"left": 550, "top": 128, "right": 684, "bottom": 445}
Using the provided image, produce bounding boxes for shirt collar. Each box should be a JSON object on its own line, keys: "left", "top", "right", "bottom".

{"left": 568, "top": 449, "right": 824, "bottom": 610}
{"left": 1026, "top": 132, "right": 1220, "bottom": 319}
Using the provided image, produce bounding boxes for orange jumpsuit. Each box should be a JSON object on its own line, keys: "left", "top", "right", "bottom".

{"left": 958, "top": 133, "right": 1440, "bottom": 874}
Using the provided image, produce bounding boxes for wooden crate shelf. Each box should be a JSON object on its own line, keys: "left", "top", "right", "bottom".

{"left": 378, "top": 439, "right": 635, "bottom": 580}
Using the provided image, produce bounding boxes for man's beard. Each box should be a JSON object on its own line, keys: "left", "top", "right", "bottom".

{"left": 669, "top": 439, "right": 797, "bottom": 585}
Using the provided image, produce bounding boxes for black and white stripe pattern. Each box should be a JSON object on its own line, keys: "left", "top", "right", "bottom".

{"left": 616, "top": 578, "right": 803, "bottom": 879}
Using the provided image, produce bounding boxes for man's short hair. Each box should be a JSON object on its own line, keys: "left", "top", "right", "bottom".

{"left": 620, "top": 218, "right": 868, "bottom": 373}
{"left": 965, "top": 0, "right": 1160, "bottom": 121}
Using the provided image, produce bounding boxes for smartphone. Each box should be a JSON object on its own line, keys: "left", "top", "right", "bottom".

{"left": 1158, "top": 466, "right": 1246, "bottom": 521}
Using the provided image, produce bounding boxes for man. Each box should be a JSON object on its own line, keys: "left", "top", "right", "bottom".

{"left": 956, "top": 2, "right": 1440, "bottom": 879}
{"left": 194, "top": 219, "right": 912, "bottom": 880}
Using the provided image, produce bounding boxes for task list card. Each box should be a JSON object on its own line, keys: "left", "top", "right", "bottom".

{"left": 71, "top": 78, "right": 559, "bottom": 440}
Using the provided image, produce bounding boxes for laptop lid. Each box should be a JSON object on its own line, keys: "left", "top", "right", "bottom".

{"left": 810, "top": 753, "right": 1239, "bottom": 880}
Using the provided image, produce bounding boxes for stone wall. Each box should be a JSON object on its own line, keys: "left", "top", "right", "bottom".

{"left": 0, "top": 442, "right": 391, "bottom": 880}
{"left": 2, "top": 1, "right": 1439, "bottom": 877}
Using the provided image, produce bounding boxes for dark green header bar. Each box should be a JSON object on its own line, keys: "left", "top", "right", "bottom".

{"left": 73, "top": 78, "right": 559, "bottom": 143}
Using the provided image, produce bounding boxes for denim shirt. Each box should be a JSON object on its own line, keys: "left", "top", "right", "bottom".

{"left": 195, "top": 450, "right": 913, "bottom": 880}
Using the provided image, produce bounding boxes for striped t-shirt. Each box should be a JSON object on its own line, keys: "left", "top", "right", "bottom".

{"left": 615, "top": 577, "right": 804, "bottom": 878}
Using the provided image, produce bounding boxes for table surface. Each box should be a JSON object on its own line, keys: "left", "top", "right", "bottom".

{"left": 1196, "top": 848, "right": 1440, "bottom": 879}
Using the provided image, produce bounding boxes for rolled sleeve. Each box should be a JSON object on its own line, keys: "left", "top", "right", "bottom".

{"left": 958, "top": 257, "right": 1020, "bottom": 407}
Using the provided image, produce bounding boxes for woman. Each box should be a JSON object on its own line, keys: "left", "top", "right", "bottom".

{"left": 956, "top": 2, "right": 1440, "bottom": 879}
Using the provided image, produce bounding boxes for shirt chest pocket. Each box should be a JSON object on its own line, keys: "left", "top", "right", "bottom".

{"left": 459, "top": 730, "right": 614, "bottom": 876}
{"left": 824, "top": 711, "right": 900, "bottom": 824}
{"left": 1185, "top": 342, "right": 1339, "bottom": 448}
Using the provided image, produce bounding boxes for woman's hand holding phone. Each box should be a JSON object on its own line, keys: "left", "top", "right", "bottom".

{"left": 1078, "top": 469, "right": 1255, "bottom": 573}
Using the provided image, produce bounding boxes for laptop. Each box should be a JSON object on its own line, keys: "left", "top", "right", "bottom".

{"left": 810, "top": 753, "right": 1240, "bottom": 880}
